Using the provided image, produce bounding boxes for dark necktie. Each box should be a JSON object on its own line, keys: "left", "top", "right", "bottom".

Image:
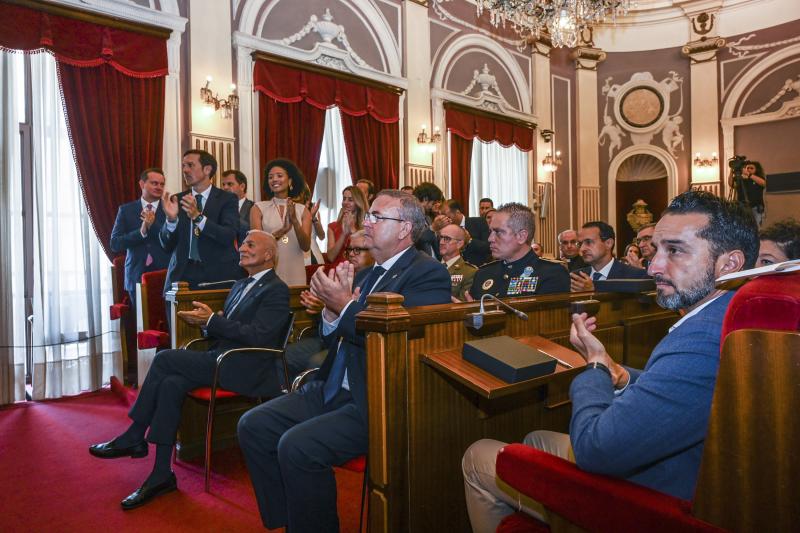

{"left": 226, "top": 277, "right": 255, "bottom": 316}
{"left": 189, "top": 194, "right": 204, "bottom": 261}
{"left": 592, "top": 272, "right": 603, "bottom": 281}
{"left": 323, "top": 265, "right": 386, "bottom": 403}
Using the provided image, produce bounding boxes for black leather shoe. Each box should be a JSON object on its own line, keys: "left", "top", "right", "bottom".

{"left": 120, "top": 472, "right": 177, "bottom": 510}
{"left": 88, "top": 438, "right": 148, "bottom": 459}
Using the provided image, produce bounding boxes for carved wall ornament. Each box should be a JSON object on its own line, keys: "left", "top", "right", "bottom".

{"left": 462, "top": 63, "right": 504, "bottom": 100}
{"left": 600, "top": 72, "right": 685, "bottom": 159}
{"left": 727, "top": 33, "right": 800, "bottom": 59}
{"left": 691, "top": 12, "right": 715, "bottom": 36}
{"left": 745, "top": 74, "right": 800, "bottom": 116}
{"left": 280, "top": 8, "right": 370, "bottom": 69}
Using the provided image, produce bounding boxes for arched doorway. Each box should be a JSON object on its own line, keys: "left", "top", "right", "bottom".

{"left": 614, "top": 153, "right": 669, "bottom": 255}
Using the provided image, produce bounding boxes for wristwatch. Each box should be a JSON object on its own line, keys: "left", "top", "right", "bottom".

{"left": 586, "top": 361, "right": 612, "bottom": 378}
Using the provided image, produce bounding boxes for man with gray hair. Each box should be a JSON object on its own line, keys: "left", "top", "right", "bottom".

{"left": 237, "top": 189, "right": 451, "bottom": 532}
{"left": 469, "top": 202, "right": 570, "bottom": 299}
{"left": 557, "top": 228, "right": 587, "bottom": 271}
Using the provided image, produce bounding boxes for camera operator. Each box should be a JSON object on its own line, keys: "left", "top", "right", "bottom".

{"left": 728, "top": 158, "right": 766, "bottom": 226}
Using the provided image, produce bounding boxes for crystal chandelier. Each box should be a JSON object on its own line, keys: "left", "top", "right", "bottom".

{"left": 475, "top": 0, "right": 635, "bottom": 48}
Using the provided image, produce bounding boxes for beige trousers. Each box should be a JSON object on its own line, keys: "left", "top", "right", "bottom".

{"left": 462, "top": 430, "right": 572, "bottom": 533}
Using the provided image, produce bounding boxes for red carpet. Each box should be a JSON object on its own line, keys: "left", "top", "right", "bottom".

{"left": 0, "top": 389, "right": 364, "bottom": 532}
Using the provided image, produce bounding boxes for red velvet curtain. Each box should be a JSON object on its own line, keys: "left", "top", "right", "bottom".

{"left": 340, "top": 113, "right": 400, "bottom": 191}
{"left": 258, "top": 96, "right": 327, "bottom": 192}
{"left": 254, "top": 59, "right": 400, "bottom": 193}
{"left": 59, "top": 63, "right": 165, "bottom": 260}
{"left": 446, "top": 105, "right": 534, "bottom": 217}
{"left": 1, "top": 2, "right": 168, "bottom": 260}
{"left": 449, "top": 135, "right": 474, "bottom": 215}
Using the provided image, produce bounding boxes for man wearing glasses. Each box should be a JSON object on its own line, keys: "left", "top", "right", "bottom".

{"left": 237, "top": 190, "right": 451, "bottom": 532}
{"left": 439, "top": 224, "right": 478, "bottom": 301}
{"left": 469, "top": 203, "right": 570, "bottom": 299}
{"left": 626, "top": 223, "right": 656, "bottom": 269}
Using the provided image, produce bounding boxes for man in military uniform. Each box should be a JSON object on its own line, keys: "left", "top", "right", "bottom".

{"left": 469, "top": 203, "right": 570, "bottom": 300}
{"left": 439, "top": 224, "right": 477, "bottom": 301}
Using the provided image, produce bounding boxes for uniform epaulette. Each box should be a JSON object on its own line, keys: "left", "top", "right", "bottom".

{"left": 479, "top": 259, "right": 501, "bottom": 268}
{"left": 463, "top": 261, "right": 478, "bottom": 269}
{"left": 538, "top": 257, "right": 563, "bottom": 266}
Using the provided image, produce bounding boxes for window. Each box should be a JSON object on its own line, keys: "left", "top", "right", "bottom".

{"left": 312, "top": 106, "right": 353, "bottom": 250}
{"left": 468, "top": 140, "right": 529, "bottom": 213}
{"left": 1, "top": 50, "right": 118, "bottom": 401}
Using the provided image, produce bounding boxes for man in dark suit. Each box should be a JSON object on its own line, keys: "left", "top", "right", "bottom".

{"left": 109, "top": 168, "right": 171, "bottom": 309}
{"left": 442, "top": 198, "right": 491, "bottom": 266}
{"left": 220, "top": 169, "right": 254, "bottom": 244}
{"left": 159, "top": 150, "right": 243, "bottom": 294}
{"left": 557, "top": 228, "right": 587, "bottom": 272}
{"left": 89, "top": 231, "right": 290, "bottom": 510}
{"left": 237, "top": 190, "right": 452, "bottom": 532}
{"left": 570, "top": 221, "right": 649, "bottom": 292}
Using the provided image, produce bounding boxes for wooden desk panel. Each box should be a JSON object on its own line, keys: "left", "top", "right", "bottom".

{"left": 359, "top": 291, "right": 676, "bottom": 532}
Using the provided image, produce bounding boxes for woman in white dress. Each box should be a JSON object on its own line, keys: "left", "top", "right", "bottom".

{"left": 250, "top": 158, "right": 312, "bottom": 286}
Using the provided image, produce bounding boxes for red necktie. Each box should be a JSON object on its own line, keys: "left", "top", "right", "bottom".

{"left": 145, "top": 204, "right": 154, "bottom": 267}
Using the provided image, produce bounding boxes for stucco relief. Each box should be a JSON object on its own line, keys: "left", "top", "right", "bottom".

{"left": 745, "top": 74, "right": 800, "bottom": 116}
{"left": 280, "top": 8, "right": 370, "bottom": 69}
{"left": 599, "top": 72, "right": 685, "bottom": 160}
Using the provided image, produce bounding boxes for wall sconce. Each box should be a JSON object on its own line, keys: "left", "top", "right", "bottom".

{"left": 693, "top": 152, "right": 719, "bottom": 168}
{"left": 540, "top": 129, "right": 562, "bottom": 172}
{"left": 417, "top": 124, "right": 441, "bottom": 153}
{"left": 200, "top": 76, "right": 239, "bottom": 119}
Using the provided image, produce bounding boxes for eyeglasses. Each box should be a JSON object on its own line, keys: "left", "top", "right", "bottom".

{"left": 345, "top": 246, "right": 369, "bottom": 256}
{"left": 438, "top": 235, "right": 462, "bottom": 243}
{"left": 365, "top": 211, "right": 404, "bottom": 224}
{"left": 636, "top": 236, "right": 652, "bottom": 244}
{"left": 559, "top": 240, "right": 578, "bottom": 246}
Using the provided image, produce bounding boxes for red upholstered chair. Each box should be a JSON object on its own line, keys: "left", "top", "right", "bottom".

{"left": 135, "top": 269, "right": 169, "bottom": 387}
{"left": 110, "top": 255, "right": 132, "bottom": 379}
{"left": 495, "top": 272, "right": 800, "bottom": 533}
{"left": 306, "top": 263, "right": 325, "bottom": 284}
{"left": 185, "top": 312, "right": 295, "bottom": 492}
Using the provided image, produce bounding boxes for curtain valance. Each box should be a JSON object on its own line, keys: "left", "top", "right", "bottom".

{"left": 446, "top": 105, "right": 534, "bottom": 152}
{"left": 0, "top": 2, "right": 168, "bottom": 77}
{"left": 253, "top": 59, "right": 399, "bottom": 123}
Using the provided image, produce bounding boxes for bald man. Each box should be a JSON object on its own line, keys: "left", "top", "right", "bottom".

{"left": 89, "top": 230, "right": 290, "bottom": 510}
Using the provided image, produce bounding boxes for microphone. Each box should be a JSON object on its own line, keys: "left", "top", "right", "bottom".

{"left": 465, "top": 294, "right": 529, "bottom": 329}
{"left": 196, "top": 279, "right": 238, "bottom": 288}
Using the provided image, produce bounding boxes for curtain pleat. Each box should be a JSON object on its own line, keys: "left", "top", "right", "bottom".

{"left": 449, "top": 134, "right": 474, "bottom": 216}
{"left": 340, "top": 113, "right": 400, "bottom": 192}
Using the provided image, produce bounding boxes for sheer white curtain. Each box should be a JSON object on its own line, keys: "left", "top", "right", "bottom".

{"left": 468, "top": 139, "right": 529, "bottom": 214}
{"left": 28, "top": 52, "right": 120, "bottom": 399}
{"left": 0, "top": 51, "right": 27, "bottom": 404}
{"left": 312, "top": 106, "right": 353, "bottom": 252}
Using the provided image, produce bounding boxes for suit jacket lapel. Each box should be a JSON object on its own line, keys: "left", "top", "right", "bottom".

{"left": 372, "top": 247, "right": 416, "bottom": 294}
{"left": 228, "top": 271, "right": 273, "bottom": 318}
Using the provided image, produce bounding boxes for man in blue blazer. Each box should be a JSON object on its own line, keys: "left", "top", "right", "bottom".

{"left": 462, "top": 190, "right": 760, "bottom": 532}
{"left": 89, "top": 231, "right": 290, "bottom": 510}
{"left": 238, "top": 190, "right": 452, "bottom": 532}
{"left": 570, "top": 220, "right": 649, "bottom": 292}
{"left": 159, "top": 150, "right": 243, "bottom": 295}
{"left": 109, "top": 168, "right": 171, "bottom": 308}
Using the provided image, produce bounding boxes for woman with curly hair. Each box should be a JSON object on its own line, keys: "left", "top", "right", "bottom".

{"left": 250, "top": 158, "right": 312, "bottom": 285}
{"left": 757, "top": 218, "right": 800, "bottom": 267}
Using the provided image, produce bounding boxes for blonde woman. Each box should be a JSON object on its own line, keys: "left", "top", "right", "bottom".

{"left": 326, "top": 185, "right": 368, "bottom": 265}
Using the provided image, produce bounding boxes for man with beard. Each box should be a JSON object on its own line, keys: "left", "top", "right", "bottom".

{"left": 462, "top": 190, "right": 758, "bottom": 532}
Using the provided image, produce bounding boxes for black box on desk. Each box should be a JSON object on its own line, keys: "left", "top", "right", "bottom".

{"left": 462, "top": 336, "right": 557, "bottom": 383}
{"left": 593, "top": 278, "right": 655, "bottom": 293}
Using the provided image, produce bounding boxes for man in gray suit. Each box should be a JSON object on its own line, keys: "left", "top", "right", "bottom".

{"left": 221, "top": 169, "right": 254, "bottom": 244}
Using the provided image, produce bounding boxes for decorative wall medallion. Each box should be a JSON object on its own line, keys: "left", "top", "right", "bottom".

{"left": 619, "top": 86, "right": 664, "bottom": 128}
{"left": 600, "top": 72, "right": 685, "bottom": 159}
